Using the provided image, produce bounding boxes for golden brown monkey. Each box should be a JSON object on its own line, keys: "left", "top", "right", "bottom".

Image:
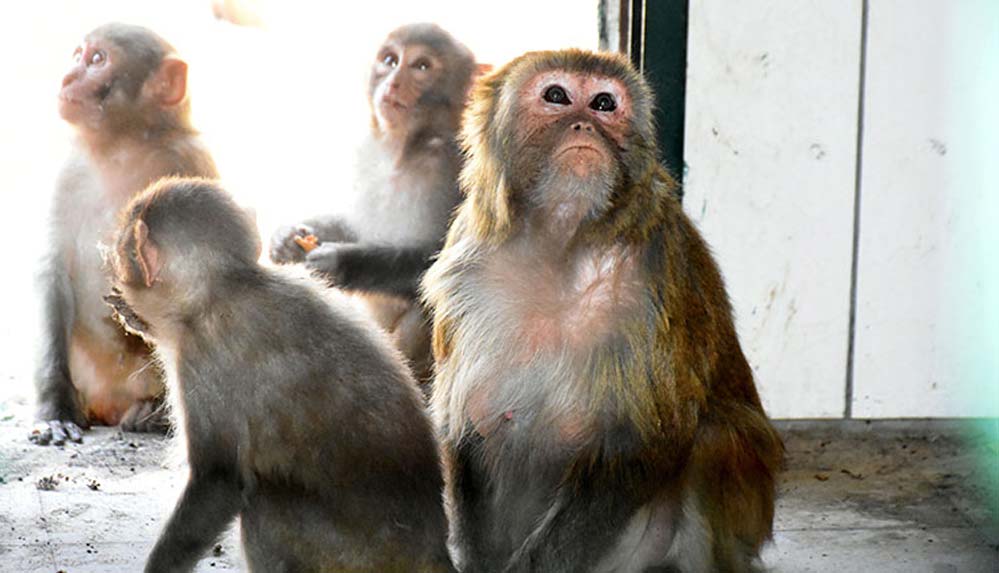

{"left": 423, "top": 49, "right": 784, "bottom": 572}
{"left": 32, "top": 23, "right": 218, "bottom": 446}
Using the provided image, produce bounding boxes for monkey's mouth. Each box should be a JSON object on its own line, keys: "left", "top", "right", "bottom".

{"left": 58, "top": 93, "right": 84, "bottom": 108}
{"left": 379, "top": 97, "right": 409, "bottom": 111}
{"left": 556, "top": 144, "right": 607, "bottom": 163}
{"left": 558, "top": 145, "right": 602, "bottom": 155}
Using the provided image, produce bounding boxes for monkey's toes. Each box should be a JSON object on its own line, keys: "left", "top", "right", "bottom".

{"left": 29, "top": 420, "right": 84, "bottom": 446}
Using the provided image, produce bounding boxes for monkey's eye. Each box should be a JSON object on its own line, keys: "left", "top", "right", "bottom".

{"left": 414, "top": 59, "right": 432, "bottom": 71}
{"left": 543, "top": 85, "right": 571, "bottom": 105}
{"left": 88, "top": 51, "right": 106, "bottom": 66}
{"left": 590, "top": 93, "right": 617, "bottom": 112}
{"left": 381, "top": 53, "right": 399, "bottom": 68}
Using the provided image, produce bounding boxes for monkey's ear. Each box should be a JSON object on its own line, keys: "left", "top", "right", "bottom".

{"left": 152, "top": 56, "right": 188, "bottom": 107}
{"left": 132, "top": 220, "right": 161, "bottom": 288}
{"left": 475, "top": 63, "right": 494, "bottom": 77}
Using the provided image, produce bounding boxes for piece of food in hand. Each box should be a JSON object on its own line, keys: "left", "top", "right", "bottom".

{"left": 294, "top": 234, "right": 320, "bottom": 253}
{"left": 104, "top": 287, "right": 151, "bottom": 339}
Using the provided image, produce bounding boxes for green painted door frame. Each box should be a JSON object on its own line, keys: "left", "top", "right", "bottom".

{"left": 610, "top": 0, "right": 689, "bottom": 195}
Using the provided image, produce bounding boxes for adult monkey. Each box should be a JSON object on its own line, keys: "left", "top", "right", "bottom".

{"left": 423, "top": 50, "right": 784, "bottom": 572}
{"left": 270, "top": 23, "right": 477, "bottom": 385}
{"left": 32, "top": 23, "right": 218, "bottom": 445}
{"left": 108, "top": 178, "right": 452, "bottom": 573}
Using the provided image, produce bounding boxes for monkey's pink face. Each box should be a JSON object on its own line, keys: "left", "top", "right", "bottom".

{"left": 370, "top": 41, "right": 443, "bottom": 132}
{"left": 516, "top": 71, "right": 633, "bottom": 179}
{"left": 58, "top": 38, "right": 117, "bottom": 125}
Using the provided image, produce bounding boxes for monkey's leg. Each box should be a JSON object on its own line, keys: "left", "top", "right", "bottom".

{"left": 118, "top": 349, "right": 169, "bottom": 434}
{"left": 145, "top": 471, "right": 242, "bottom": 573}
{"left": 503, "top": 476, "right": 651, "bottom": 573}
{"left": 391, "top": 305, "right": 434, "bottom": 387}
{"left": 119, "top": 395, "right": 169, "bottom": 433}
{"left": 31, "top": 254, "right": 87, "bottom": 446}
{"left": 444, "top": 435, "right": 506, "bottom": 573}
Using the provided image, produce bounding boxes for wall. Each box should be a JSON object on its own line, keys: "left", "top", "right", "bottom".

{"left": 683, "top": 0, "right": 998, "bottom": 418}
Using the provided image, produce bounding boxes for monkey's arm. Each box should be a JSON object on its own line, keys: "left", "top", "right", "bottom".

{"left": 305, "top": 242, "right": 436, "bottom": 299}
{"left": 144, "top": 469, "right": 242, "bottom": 573}
{"left": 268, "top": 215, "right": 358, "bottom": 264}
{"left": 31, "top": 250, "right": 86, "bottom": 446}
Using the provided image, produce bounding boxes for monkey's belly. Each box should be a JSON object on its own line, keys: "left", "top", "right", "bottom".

{"left": 69, "top": 322, "right": 158, "bottom": 425}
{"left": 354, "top": 292, "right": 411, "bottom": 332}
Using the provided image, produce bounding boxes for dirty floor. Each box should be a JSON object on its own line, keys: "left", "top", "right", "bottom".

{"left": 1, "top": 392, "right": 996, "bottom": 572}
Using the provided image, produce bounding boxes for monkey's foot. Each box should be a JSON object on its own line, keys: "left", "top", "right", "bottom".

{"left": 119, "top": 399, "right": 170, "bottom": 434}
{"left": 28, "top": 420, "right": 85, "bottom": 446}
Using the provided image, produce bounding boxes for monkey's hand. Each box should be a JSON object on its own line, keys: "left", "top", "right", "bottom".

{"left": 269, "top": 223, "right": 317, "bottom": 264}
{"left": 304, "top": 242, "right": 352, "bottom": 286}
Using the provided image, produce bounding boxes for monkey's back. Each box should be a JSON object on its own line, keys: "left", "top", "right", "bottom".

{"left": 170, "top": 266, "right": 451, "bottom": 571}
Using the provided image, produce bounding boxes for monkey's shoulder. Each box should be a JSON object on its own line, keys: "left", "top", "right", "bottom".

{"left": 212, "top": 269, "right": 410, "bottom": 378}
{"left": 146, "top": 135, "right": 218, "bottom": 179}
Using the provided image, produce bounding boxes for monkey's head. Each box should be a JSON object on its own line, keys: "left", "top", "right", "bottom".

{"left": 111, "top": 177, "right": 261, "bottom": 329}
{"left": 59, "top": 23, "right": 191, "bottom": 141}
{"left": 368, "top": 23, "right": 476, "bottom": 136}
{"left": 460, "top": 50, "right": 666, "bottom": 242}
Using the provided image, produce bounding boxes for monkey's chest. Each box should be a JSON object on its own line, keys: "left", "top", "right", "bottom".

{"left": 478, "top": 246, "right": 642, "bottom": 359}
{"left": 456, "top": 248, "right": 642, "bottom": 444}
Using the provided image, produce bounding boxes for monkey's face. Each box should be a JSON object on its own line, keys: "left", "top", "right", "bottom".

{"left": 509, "top": 70, "right": 632, "bottom": 219}
{"left": 58, "top": 37, "right": 120, "bottom": 128}
{"left": 370, "top": 39, "right": 444, "bottom": 133}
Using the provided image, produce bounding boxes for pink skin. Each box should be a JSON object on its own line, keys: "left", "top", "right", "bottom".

{"left": 516, "top": 71, "right": 633, "bottom": 177}
{"left": 58, "top": 39, "right": 114, "bottom": 127}
{"left": 371, "top": 41, "right": 443, "bottom": 135}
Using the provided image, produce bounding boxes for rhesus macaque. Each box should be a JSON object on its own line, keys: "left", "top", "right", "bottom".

{"left": 108, "top": 178, "right": 453, "bottom": 573}
{"left": 270, "top": 23, "right": 477, "bottom": 385}
{"left": 423, "top": 50, "right": 784, "bottom": 572}
{"left": 31, "top": 23, "right": 218, "bottom": 446}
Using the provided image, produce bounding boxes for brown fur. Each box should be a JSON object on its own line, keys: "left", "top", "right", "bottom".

{"left": 424, "top": 49, "right": 783, "bottom": 572}
{"left": 34, "top": 23, "right": 217, "bottom": 443}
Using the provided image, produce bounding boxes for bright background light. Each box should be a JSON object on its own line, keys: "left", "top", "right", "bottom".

{"left": 0, "top": 1, "right": 600, "bottom": 399}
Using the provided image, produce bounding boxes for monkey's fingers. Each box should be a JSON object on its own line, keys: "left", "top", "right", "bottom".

{"left": 28, "top": 423, "right": 53, "bottom": 446}
{"left": 294, "top": 234, "right": 320, "bottom": 253}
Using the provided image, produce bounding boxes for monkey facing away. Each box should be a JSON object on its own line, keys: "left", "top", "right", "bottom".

{"left": 270, "top": 23, "right": 477, "bottom": 385}
{"left": 32, "top": 23, "right": 218, "bottom": 445}
{"left": 108, "top": 178, "right": 453, "bottom": 573}
{"left": 422, "top": 50, "right": 784, "bottom": 572}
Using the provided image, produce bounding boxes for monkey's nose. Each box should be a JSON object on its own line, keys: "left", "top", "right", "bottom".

{"left": 571, "top": 121, "right": 595, "bottom": 132}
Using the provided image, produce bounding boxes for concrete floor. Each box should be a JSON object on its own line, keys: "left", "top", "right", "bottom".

{"left": 0, "top": 393, "right": 996, "bottom": 572}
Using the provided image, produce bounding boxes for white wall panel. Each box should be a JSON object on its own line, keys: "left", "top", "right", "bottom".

{"left": 684, "top": 1, "right": 863, "bottom": 418}
{"left": 852, "top": 0, "right": 999, "bottom": 417}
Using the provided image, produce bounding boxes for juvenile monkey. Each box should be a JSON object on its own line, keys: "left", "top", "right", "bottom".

{"left": 32, "top": 23, "right": 218, "bottom": 445}
{"left": 270, "top": 23, "right": 477, "bottom": 385}
{"left": 423, "top": 50, "right": 784, "bottom": 572}
{"left": 109, "top": 178, "right": 453, "bottom": 573}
